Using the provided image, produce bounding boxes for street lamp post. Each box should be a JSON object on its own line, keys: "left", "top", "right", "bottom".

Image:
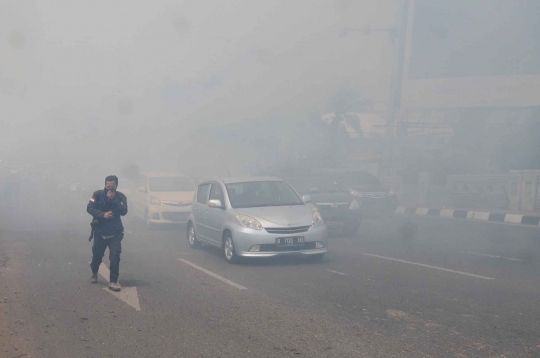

{"left": 341, "top": 0, "right": 410, "bottom": 176}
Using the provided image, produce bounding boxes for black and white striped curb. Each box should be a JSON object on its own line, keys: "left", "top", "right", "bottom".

{"left": 396, "top": 206, "right": 540, "bottom": 227}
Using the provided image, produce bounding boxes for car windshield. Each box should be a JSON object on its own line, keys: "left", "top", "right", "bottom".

{"left": 149, "top": 177, "right": 193, "bottom": 192}
{"left": 285, "top": 177, "right": 344, "bottom": 194}
{"left": 225, "top": 181, "right": 304, "bottom": 208}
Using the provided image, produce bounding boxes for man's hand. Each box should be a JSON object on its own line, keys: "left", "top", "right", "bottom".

{"left": 107, "top": 190, "right": 116, "bottom": 200}
{"left": 104, "top": 211, "right": 114, "bottom": 219}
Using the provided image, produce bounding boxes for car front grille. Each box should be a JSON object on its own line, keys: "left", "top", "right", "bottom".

{"left": 162, "top": 201, "right": 192, "bottom": 207}
{"left": 259, "top": 242, "right": 317, "bottom": 252}
{"left": 265, "top": 226, "right": 311, "bottom": 234}
{"left": 162, "top": 212, "right": 190, "bottom": 222}
{"left": 354, "top": 192, "right": 390, "bottom": 198}
{"left": 317, "top": 203, "right": 349, "bottom": 218}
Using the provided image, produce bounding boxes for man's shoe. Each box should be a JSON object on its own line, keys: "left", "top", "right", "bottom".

{"left": 90, "top": 273, "right": 98, "bottom": 284}
{"left": 109, "top": 282, "right": 121, "bottom": 292}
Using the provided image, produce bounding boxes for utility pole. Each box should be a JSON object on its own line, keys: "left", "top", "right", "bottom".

{"left": 385, "top": 0, "right": 409, "bottom": 176}
{"left": 340, "top": 0, "right": 410, "bottom": 176}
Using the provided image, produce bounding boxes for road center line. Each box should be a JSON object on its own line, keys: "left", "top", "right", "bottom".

{"left": 327, "top": 269, "right": 347, "bottom": 276}
{"left": 464, "top": 251, "right": 526, "bottom": 262}
{"left": 362, "top": 253, "right": 495, "bottom": 280}
{"left": 178, "top": 259, "right": 247, "bottom": 290}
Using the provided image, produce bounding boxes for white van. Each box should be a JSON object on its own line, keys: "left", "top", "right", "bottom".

{"left": 131, "top": 173, "right": 195, "bottom": 228}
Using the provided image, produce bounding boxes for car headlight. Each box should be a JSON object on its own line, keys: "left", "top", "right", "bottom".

{"left": 237, "top": 215, "right": 263, "bottom": 230}
{"left": 312, "top": 211, "right": 324, "bottom": 228}
{"left": 151, "top": 197, "right": 164, "bottom": 206}
{"left": 349, "top": 200, "right": 360, "bottom": 210}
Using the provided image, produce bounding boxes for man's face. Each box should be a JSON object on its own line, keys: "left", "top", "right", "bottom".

{"left": 105, "top": 181, "right": 117, "bottom": 192}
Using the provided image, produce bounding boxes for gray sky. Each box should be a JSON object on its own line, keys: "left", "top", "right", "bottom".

{"left": 1, "top": 0, "right": 394, "bottom": 168}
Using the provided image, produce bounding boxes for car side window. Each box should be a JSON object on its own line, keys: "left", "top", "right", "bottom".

{"left": 209, "top": 183, "right": 225, "bottom": 204}
{"left": 197, "top": 184, "right": 210, "bottom": 204}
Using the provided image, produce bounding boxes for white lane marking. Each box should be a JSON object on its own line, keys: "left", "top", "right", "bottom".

{"left": 416, "top": 207, "right": 429, "bottom": 216}
{"left": 327, "top": 269, "right": 347, "bottom": 276}
{"left": 464, "top": 251, "right": 526, "bottom": 262}
{"left": 98, "top": 263, "right": 111, "bottom": 283}
{"left": 504, "top": 214, "right": 523, "bottom": 224}
{"left": 362, "top": 253, "right": 494, "bottom": 280}
{"left": 178, "top": 259, "right": 247, "bottom": 290}
{"left": 472, "top": 211, "right": 490, "bottom": 221}
{"left": 395, "top": 206, "right": 406, "bottom": 214}
{"left": 98, "top": 263, "right": 141, "bottom": 311}
{"left": 440, "top": 209, "right": 455, "bottom": 217}
{"left": 466, "top": 211, "right": 474, "bottom": 219}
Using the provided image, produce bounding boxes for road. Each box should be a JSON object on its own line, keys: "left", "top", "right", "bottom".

{"left": 1, "top": 194, "right": 540, "bottom": 357}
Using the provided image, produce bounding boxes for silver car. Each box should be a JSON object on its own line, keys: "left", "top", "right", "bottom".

{"left": 187, "top": 177, "right": 328, "bottom": 263}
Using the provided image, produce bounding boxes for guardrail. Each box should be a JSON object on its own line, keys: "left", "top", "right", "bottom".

{"left": 447, "top": 175, "right": 509, "bottom": 210}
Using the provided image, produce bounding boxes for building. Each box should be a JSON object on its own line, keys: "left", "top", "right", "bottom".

{"left": 398, "top": 0, "right": 540, "bottom": 176}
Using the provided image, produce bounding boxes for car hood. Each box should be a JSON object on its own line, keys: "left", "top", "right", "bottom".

{"left": 149, "top": 191, "right": 194, "bottom": 202}
{"left": 308, "top": 192, "right": 353, "bottom": 204}
{"left": 347, "top": 184, "right": 390, "bottom": 193}
{"left": 235, "top": 205, "right": 314, "bottom": 227}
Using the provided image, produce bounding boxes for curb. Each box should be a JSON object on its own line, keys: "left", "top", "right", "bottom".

{"left": 395, "top": 206, "right": 540, "bottom": 227}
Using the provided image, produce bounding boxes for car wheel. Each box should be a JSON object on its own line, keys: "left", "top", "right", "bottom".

{"left": 309, "top": 253, "right": 325, "bottom": 262}
{"left": 187, "top": 223, "right": 200, "bottom": 248}
{"left": 223, "top": 234, "right": 238, "bottom": 264}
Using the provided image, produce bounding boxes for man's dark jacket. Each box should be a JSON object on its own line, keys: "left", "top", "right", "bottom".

{"left": 87, "top": 190, "right": 128, "bottom": 237}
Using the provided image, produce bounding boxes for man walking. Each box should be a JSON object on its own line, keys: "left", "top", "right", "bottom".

{"left": 87, "top": 175, "right": 128, "bottom": 291}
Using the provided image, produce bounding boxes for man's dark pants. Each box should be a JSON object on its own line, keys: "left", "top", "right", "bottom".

{"left": 90, "top": 233, "right": 123, "bottom": 283}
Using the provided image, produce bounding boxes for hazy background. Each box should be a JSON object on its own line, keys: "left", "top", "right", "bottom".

{"left": 1, "top": 0, "right": 395, "bottom": 177}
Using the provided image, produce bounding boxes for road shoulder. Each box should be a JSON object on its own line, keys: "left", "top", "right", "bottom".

{"left": 0, "top": 238, "right": 38, "bottom": 358}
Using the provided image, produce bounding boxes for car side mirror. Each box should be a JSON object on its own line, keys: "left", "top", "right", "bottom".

{"left": 208, "top": 199, "right": 224, "bottom": 209}
{"left": 302, "top": 195, "right": 312, "bottom": 204}
{"left": 138, "top": 187, "right": 147, "bottom": 193}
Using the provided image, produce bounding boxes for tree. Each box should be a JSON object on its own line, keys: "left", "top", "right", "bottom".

{"left": 307, "top": 85, "right": 372, "bottom": 166}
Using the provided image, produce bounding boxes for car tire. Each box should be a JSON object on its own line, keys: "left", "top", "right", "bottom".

{"left": 223, "top": 234, "right": 239, "bottom": 264}
{"left": 187, "top": 223, "right": 200, "bottom": 249}
{"left": 309, "top": 253, "right": 325, "bottom": 262}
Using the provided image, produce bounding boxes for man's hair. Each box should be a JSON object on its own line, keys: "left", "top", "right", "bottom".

{"left": 105, "top": 175, "right": 119, "bottom": 186}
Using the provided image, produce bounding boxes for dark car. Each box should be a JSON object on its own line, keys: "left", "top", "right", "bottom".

{"left": 283, "top": 176, "right": 361, "bottom": 236}
{"left": 326, "top": 170, "right": 398, "bottom": 219}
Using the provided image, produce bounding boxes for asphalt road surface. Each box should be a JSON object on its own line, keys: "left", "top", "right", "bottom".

{"left": 1, "top": 193, "right": 540, "bottom": 357}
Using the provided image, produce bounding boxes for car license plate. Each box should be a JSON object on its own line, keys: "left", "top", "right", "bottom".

{"left": 276, "top": 237, "right": 305, "bottom": 247}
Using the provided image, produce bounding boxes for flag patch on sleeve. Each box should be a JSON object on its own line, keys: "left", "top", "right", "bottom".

{"left": 90, "top": 197, "right": 95, "bottom": 202}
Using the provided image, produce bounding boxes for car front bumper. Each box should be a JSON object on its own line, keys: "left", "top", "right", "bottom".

{"left": 147, "top": 205, "right": 192, "bottom": 224}
{"left": 359, "top": 197, "right": 398, "bottom": 218}
{"left": 318, "top": 208, "right": 361, "bottom": 231}
{"left": 234, "top": 224, "right": 329, "bottom": 258}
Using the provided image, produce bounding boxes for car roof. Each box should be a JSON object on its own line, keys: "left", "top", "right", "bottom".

{"left": 199, "top": 176, "right": 284, "bottom": 185}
